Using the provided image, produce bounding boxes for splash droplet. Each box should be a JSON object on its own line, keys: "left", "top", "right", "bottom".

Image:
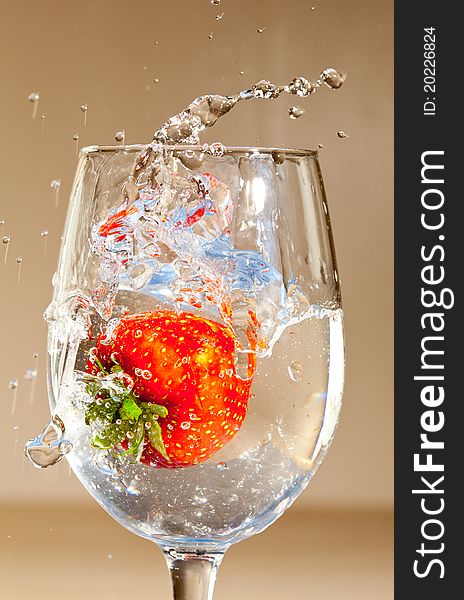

{"left": 8, "top": 379, "right": 18, "bottom": 390}
{"left": 24, "top": 416, "right": 73, "bottom": 469}
{"left": 320, "top": 68, "right": 345, "bottom": 90}
{"left": 215, "top": 12, "right": 224, "bottom": 21}
{"left": 3, "top": 235, "right": 10, "bottom": 264}
{"left": 153, "top": 78, "right": 160, "bottom": 84}
{"left": 16, "top": 257, "right": 23, "bottom": 283}
{"left": 217, "top": 461, "right": 228, "bottom": 471}
{"left": 208, "top": 32, "right": 213, "bottom": 40}
{"left": 28, "top": 92, "right": 40, "bottom": 119}
{"left": 115, "top": 130, "right": 126, "bottom": 143}
{"left": 288, "top": 106, "right": 305, "bottom": 119}
{"left": 72, "top": 133, "right": 80, "bottom": 156}
{"left": 288, "top": 361, "right": 303, "bottom": 382}
{"left": 24, "top": 368, "right": 37, "bottom": 381}
{"left": 50, "top": 179, "right": 61, "bottom": 206}
{"left": 40, "top": 229, "right": 49, "bottom": 237}
{"left": 207, "top": 141, "right": 225, "bottom": 157}
{"left": 337, "top": 130, "right": 349, "bottom": 138}
{"left": 80, "top": 104, "right": 88, "bottom": 127}
{"left": 211, "top": 0, "right": 220, "bottom": 5}
{"left": 257, "top": 27, "right": 266, "bottom": 34}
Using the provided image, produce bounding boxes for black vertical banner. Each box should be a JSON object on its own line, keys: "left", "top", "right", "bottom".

{"left": 395, "top": 2, "right": 461, "bottom": 598}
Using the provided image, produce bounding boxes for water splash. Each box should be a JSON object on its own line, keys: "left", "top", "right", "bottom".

{"left": 24, "top": 416, "right": 73, "bottom": 468}
{"left": 150, "top": 68, "right": 344, "bottom": 147}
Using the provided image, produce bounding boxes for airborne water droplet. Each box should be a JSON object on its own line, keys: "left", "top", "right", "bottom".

{"left": 24, "top": 368, "right": 37, "bottom": 381}
{"left": 288, "top": 106, "right": 305, "bottom": 119}
{"left": 24, "top": 416, "right": 72, "bottom": 468}
{"left": 80, "top": 104, "right": 88, "bottom": 126}
{"left": 40, "top": 229, "right": 49, "bottom": 254}
{"left": 337, "top": 130, "right": 349, "bottom": 138}
{"left": 211, "top": 0, "right": 220, "bottom": 5}
{"left": 3, "top": 235, "right": 10, "bottom": 264}
{"left": 16, "top": 257, "right": 23, "bottom": 284}
{"left": 217, "top": 461, "right": 228, "bottom": 471}
{"left": 8, "top": 379, "right": 18, "bottom": 390}
{"left": 115, "top": 130, "right": 125, "bottom": 143}
{"left": 50, "top": 179, "right": 61, "bottom": 206}
{"left": 215, "top": 12, "right": 224, "bottom": 21}
{"left": 257, "top": 27, "right": 266, "bottom": 34}
{"left": 288, "top": 361, "right": 303, "bottom": 382}
{"left": 28, "top": 92, "right": 40, "bottom": 119}
{"left": 320, "top": 68, "right": 345, "bottom": 90}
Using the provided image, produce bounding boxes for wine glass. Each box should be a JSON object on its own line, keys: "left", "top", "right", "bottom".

{"left": 30, "top": 144, "right": 344, "bottom": 599}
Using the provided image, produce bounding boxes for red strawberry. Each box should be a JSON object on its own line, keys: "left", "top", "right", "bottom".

{"left": 86, "top": 311, "right": 255, "bottom": 468}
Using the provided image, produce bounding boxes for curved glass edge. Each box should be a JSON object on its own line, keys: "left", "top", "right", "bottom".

{"left": 79, "top": 144, "right": 319, "bottom": 158}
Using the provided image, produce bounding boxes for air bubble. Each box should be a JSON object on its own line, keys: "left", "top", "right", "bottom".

{"left": 217, "top": 461, "right": 228, "bottom": 471}
{"left": 287, "top": 361, "right": 303, "bottom": 382}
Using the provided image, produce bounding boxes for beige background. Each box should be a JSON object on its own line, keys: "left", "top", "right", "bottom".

{"left": 0, "top": 0, "right": 393, "bottom": 598}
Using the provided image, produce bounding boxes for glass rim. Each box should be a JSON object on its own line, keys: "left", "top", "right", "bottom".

{"left": 80, "top": 144, "right": 318, "bottom": 158}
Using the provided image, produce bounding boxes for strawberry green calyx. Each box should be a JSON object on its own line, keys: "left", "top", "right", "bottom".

{"left": 83, "top": 361, "right": 169, "bottom": 461}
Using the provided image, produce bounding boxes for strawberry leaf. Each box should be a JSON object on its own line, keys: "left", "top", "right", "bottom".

{"left": 140, "top": 401, "right": 168, "bottom": 419}
{"left": 147, "top": 420, "right": 170, "bottom": 462}
{"left": 81, "top": 363, "right": 169, "bottom": 462}
{"left": 120, "top": 397, "right": 142, "bottom": 421}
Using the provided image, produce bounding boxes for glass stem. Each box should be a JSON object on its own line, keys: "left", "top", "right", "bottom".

{"left": 164, "top": 550, "right": 224, "bottom": 600}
